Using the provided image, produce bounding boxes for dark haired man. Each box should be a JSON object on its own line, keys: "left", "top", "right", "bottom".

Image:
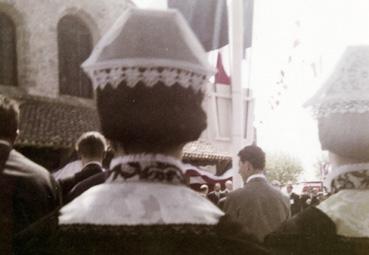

{"left": 59, "top": 131, "right": 107, "bottom": 204}
{"left": 0, "top": 95, "right": 59, "bottom": 253}
{"left": 224, "top": 145, "right": 290, "bottom": 242}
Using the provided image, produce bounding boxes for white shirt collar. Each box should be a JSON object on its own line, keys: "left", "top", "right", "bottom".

{"left": 246, "top": 173, "right": 266, "bottom": 183}
{"left": 0, "top": 139, "right": 11, "bottom": 147}
{"left": 84, "top": 161, "right": 102, "bottom": 168}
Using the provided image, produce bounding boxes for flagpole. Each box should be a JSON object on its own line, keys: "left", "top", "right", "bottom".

{"left": 229, "top": 0, "right": 244, "bottom": 189}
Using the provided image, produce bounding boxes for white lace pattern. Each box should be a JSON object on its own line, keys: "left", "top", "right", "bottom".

{"left": 313, "top": 100, "right": 369, "bottom": 118}
{"left": 87, "top": 66, "right": 208, "bottom": 92}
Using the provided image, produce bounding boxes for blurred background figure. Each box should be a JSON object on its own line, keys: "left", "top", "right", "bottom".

{"left": 300, "top": 186, "right": 319, "bottom": 210}
{"left": 222, "top": 180, "right": 233, "bottom": 196}
{"left": 58, "top": 131, "right": 107, "bottom": 204}
{"left": 218, "top": 180, "right": 233, "bottom": 210}
{"left": 199, "top": 184, "right": 209, "bottom": 197}
{"left": 286, "top": 182, "right": 301, "bottom": 216}
{"left": 207, "top": 182, "right": 222, "bottom": 205}
{"left": 0, "top": 95, "right": 59, "bottom": 254}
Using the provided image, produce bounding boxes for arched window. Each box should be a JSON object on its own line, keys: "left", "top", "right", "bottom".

{"left": 0, "top": 12, "right": 17, "bottom": 86}
{"left": 58, "top": 15, "right": 93, "bottom": 98}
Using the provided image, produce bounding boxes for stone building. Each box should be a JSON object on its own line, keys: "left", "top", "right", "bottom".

{"left": 0, "top": 0, "right": 133, "bottom": 169}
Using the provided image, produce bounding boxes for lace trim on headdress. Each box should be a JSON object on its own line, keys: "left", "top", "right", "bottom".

{"left": 311, "top": 100, "right": 369, "bottom": 118}
{"left": 326, "top": 163, "right": 369, "bottom": 193}
{"left": 86, "top": 66, "right": 209, "bottom": 92}
{"left": 107, "top": 154, "right": 186, "bottom": 185}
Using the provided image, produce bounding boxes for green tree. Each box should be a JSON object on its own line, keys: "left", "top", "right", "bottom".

{"left": 265, "top": 152, "right": 304, "bottom": 185}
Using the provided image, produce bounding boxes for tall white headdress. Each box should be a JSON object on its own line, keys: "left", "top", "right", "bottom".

{"left": 81, "top": 8, "right": 215, "bottom": 92}
{"left": 305, "top": 45, "right": 369, "bottom": 118}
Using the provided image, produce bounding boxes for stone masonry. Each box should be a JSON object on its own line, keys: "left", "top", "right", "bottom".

{"left": 0, "top": 0, "right": 132, "bottom": 99}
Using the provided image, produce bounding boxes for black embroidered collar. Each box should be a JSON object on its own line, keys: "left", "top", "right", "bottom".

{"left": 331, "top": 168, "right": 369, "bottom": 193}
{"left": 108, "top": 155, "right": 186, "bottom": 185}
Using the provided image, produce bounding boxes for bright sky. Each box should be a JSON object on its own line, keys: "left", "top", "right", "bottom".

{"left": 250, "top": 0, "right": 369, "bottom": 180}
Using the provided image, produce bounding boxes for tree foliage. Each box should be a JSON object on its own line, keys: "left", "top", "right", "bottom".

{"left": 265, "top": 152, "right": 304, "bottom": 185}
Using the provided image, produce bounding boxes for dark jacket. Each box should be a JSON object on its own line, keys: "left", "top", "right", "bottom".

{"left": 1, "top": 146, "right": 60, "bottom": 234}
{"left": 289, "top": 192, "right": 301, "bottom": 216}
{"left": 0, "top": 144, "right": 60, "bottom": 254}
{"left": 224, "top": 177, "right": 290, "bottom": 242}
{"left": 265, "top": 206, "right": 369, "bottom": 255}
{"left": 59, "top": 162, "right": 104, "bottom": 204}
{"left": 300, "top": 194, "right": 319, "bottom": 210}
{"left": 207, "top": 191, "right": 222, "bottom": 205}
{"left": 67, "top": 170, "right": 108, "bottom": 202}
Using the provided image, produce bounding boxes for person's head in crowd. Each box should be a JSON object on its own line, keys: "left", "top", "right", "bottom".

{"left": 302, "top": 186, "right": 309, "bottom": 195}
{"left": 305, "top": 46, "right": 369, "bottom": 192}
{"left": 306, "top": 186, "right": 313, "bottom": 194}
{"left": 312, "top": 188, "right": 319, "bottom": 196}
{"left": 286, "top": 181, "right": 293, "bottom": 194}
{"left": 75, "top": 131, "right": 107, "bottom": 166}
{"left": 225, "top": 180, "right": 233, "bottom": 191}
{"left": 200, "top": 184, "right": 209, "bottom": 196}
{"left": 82, "top": 8, "right": 213, "bottom": 159}
{"left": 238, "top": 145, "right": 266, "bottom": 182}
{"left": 213, "top": 183, "right": 221, "bottom": 192}
{"left": 0, "top": 95, "right": 19, "bottom": 144}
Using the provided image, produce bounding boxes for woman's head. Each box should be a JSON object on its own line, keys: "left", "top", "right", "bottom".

{"left": 97, "top": 80, "right": 207, "bottom": 154}
{"left": 319, "top": 112, "right": 369, "bottom": 162}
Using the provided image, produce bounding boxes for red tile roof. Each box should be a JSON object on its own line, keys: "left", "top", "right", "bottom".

{"left": 15, "top": 96, "right": 100, "bottom": 148}
{"left": 13, "top": 96, "right": 232, "bottom": 164}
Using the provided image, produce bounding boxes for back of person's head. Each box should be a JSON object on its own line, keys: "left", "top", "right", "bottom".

{"left": 81, "top": 8, "right": 213, "bottom": 155}
{"left": 97, "top": 81, "right": 206, "bottom": 153}
{"left": 225, "top": 180, "right": 233, "bottom": 190}
{"left": 76, "top": 131, "right": 107, "bottom": 160}
{"left": 286, "top": 182, "right": 293, "bottom": 192}
{"left": 213, "top": 182, "right": 221, "bottom": 191}
{"left": 319, "top": 113, "right": 369, "bottom": 161}
{"left": 238, "top": 145, "right": 266, "bottom": 170}
{"left": 200, "top": 184, "right": 209, "bottom": 193}
{"left": 0, "top": 95, "right": 19, "bottom": 142}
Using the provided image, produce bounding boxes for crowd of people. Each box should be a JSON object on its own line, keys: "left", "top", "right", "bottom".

{"left": 201, "top": 166, "right": 326, "bottom": 219}
{"left": 285, "top": 183, "right": 328, "bottom": 215}
{"left": 1, "top": 7, "right": 369, "bottom": 255}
